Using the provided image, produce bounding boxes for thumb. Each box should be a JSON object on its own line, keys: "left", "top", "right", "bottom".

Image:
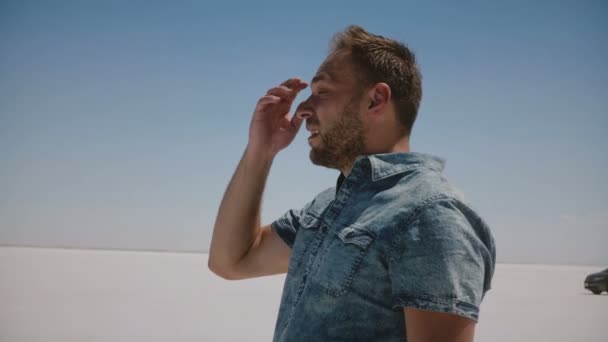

{"left": 289, "top": 112, "right": 304, "bottom": 131}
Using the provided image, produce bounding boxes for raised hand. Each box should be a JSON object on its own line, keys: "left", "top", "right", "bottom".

{"left": 247, "top": 78, "right": 308, "bottom": 158}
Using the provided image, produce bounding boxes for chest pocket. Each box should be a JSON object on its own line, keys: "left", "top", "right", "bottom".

{"left": 313, "top": 224, "right": 376, "bottom": 297}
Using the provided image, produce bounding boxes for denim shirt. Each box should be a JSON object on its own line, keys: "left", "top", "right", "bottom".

{"left": 270, "top": 152, "right": 496, "bottom": 341}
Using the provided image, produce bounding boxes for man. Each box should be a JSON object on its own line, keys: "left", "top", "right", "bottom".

{"left": 208, "top": 25, "right": 496, "bottom": 342}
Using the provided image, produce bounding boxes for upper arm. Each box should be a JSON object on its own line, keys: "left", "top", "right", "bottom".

{"left": 228, "top": 224, "right": 292, "bottom": 280}
{"left": 225, "top": 196, "right": 320, "bottom": 280}
{"left": 404, "top": 308, "right": 475, "bottom": 342}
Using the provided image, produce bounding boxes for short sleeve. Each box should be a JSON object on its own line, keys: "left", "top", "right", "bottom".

{"left": 271, "top": 198, "right": 316, "bottom": 249}
{"left": 270, "top": 208, "right": 304, "bottom": 249}
{"left": 388, "top": 197, "right": 496, "bottom": 322}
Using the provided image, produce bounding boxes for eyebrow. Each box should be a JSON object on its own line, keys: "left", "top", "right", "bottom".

{"left": 311, "top": 72, "right": 333, "bottom": 85}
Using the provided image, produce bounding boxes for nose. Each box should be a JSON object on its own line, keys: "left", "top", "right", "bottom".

{"left": 295, "top": 100, "right": 313, "bottom": 120}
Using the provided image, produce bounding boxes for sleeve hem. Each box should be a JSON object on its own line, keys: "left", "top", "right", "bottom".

{"left": 270, "top": 221, "right": 293, "bottom": 249}
{"left": 392, "top": 292, "right": 480, "bottom": 322}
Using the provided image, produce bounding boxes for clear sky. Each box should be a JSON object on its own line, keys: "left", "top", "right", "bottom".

{"left": 1, "top": 1, "right": 606, "bottom": 265}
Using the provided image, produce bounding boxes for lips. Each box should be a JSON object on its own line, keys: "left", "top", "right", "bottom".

{"left": 308, "top": 129, "right": 320, "bottom": 140}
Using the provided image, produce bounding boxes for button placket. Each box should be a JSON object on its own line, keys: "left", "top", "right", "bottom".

{"left": 282, "top": 220, "right": 327, "bottom": 333}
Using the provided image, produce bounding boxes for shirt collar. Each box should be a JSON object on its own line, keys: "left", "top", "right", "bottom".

{"left": 336, "top": 172, "right": 346, "bottom": 195}
{"left": 367, "top": 152, "right": 445, "bottom": 181}
{"left": 336, "top": 152, "right": 445, "bottom": 192}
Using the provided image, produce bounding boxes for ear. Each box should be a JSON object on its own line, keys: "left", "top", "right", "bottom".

{"left": 366, "top": 82, "right": 391, "bottom": 114}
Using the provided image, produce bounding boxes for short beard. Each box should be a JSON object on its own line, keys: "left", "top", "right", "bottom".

{"left": 309, "top": 98, "right": 366, "bottom": 171}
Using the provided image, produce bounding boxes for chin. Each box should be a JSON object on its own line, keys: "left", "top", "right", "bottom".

{"left": 309, "top": 149, "right": 336, "bottom": 169}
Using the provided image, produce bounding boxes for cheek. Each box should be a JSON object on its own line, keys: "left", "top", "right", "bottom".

{"left": 316, "top": 104, "right": 340, "bottom": 127}
{"left": 316, "top": 114, "right": 335, "bottom": 134}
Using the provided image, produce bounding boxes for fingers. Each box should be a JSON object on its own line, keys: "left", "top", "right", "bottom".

{"left": 281, "top": 77, "right": 308, "bottom": 90}
{"left": 266, "top": 78, "right": 308, "bottom": 101}
{"left": 256, "top": 78, "right": 308, "bottom": 114}
{"left": 255, "top": 95, "right": 281, "bottom": 110}
{"left": 289, "top": 111, "right": 305, "bottom": 131}
{"left": 266, "top": 86, "right": 294, "bottom": 99}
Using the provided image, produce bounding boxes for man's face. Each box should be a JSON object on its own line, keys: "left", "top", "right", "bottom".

{"left": 297, "top": 54, "right": 367, "bottom": 171}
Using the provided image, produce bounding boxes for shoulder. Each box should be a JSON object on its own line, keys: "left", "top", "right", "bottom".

{"left": 390, "top": 194, "right": 496, "bottom": 268}
{"left": 381, "top": 169, "right": 493, "bottom": 252}
{"left": 403, "top": 195, "right": 488, "bottom": 235}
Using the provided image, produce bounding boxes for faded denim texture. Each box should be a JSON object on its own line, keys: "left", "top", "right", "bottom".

{"left": 271, "top": 152, "right": 496, "bottom": 341}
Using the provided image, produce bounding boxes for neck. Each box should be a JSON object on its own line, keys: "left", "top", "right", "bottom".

{"left": 340, "top": 136, "right": 410, "bottom": 177}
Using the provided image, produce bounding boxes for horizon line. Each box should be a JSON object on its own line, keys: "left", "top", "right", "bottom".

{"left": 1, "top": 244, "right": 605, "bottom": 268}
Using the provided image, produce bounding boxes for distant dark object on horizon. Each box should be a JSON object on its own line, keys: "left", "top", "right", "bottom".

{"left": 584, "top": 267, "right": 608, "bottom": 295}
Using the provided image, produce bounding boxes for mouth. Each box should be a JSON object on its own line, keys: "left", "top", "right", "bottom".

{"left": 308, "top": 130, "right": 320, "bottom": 140}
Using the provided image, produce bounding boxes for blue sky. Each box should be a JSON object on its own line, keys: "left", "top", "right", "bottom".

{"left": 1, "top": 1, "right": 606, "bottom": 265}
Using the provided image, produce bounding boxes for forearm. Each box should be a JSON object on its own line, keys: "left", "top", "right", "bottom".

{"left": 208, "top": 77, "right": 307, "bottom": 275}
{"left": 208, "top": 146, "right": 274, "bottom": 271}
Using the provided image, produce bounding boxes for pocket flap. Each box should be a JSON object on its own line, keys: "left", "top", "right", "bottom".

{"left": 336, "top": 225, "right": 376, "bottom": 248}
